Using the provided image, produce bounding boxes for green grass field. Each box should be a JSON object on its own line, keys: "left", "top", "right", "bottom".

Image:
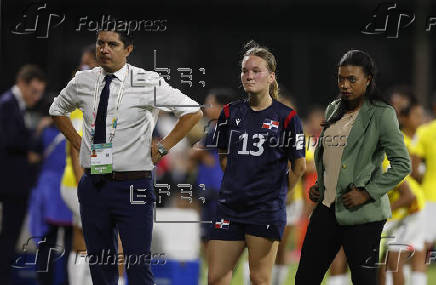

{"left": 200, "top": 250, "right": 436, "bottom": 284}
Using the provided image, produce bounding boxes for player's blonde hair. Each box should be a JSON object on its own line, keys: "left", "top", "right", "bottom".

{"left": 243, "top": 40, "right": 279, "bottom": 100}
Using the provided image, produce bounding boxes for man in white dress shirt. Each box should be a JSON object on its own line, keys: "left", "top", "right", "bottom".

{"left": 49, "top": 29, "right": 202, "bottom": 285}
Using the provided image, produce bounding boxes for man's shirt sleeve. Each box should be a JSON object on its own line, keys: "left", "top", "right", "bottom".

{"left": 49, "top": 74, "right": 80, "bottom": 116}
{"left": 153, "top": 75, "right": 200, "bottom": 117}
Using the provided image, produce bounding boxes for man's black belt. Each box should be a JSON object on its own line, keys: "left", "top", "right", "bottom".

{"left": 84, "top": 168, "right": 152, "bottom": 181}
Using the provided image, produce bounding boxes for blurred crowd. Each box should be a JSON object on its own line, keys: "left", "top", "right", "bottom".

{"left": 0, "top": 44, "right": 436, "bottom": 285}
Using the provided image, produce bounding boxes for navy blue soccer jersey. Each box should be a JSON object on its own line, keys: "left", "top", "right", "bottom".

{"left": 212, "top": 99, "right": 305, "bottom": 226}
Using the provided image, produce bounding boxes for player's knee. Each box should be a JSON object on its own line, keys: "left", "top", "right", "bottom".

{"left": 249, "top": 270, "right": 269, "bottom": 285}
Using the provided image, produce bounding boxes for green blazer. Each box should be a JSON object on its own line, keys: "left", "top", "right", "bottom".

{"left": 314, "top": 99, "right": 411, "bottom": 225}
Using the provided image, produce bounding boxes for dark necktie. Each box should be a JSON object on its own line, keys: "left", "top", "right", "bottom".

{"left": 94, "top": 74, "right": 115, "bottom": 144}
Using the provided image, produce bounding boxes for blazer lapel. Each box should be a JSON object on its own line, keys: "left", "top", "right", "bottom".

{"left": 342, "top": 99, "right": 375, "bottom": 157}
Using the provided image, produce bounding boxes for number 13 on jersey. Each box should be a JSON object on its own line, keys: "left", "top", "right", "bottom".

{"left": 237, "top": 133, "right": 266, "bottom": 156}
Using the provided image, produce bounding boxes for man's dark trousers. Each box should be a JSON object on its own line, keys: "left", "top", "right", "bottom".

{"left": 78, "top": 173, "right": 155, "bottom": 285}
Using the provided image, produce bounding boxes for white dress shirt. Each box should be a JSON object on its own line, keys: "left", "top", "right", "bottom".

{"left": 49, "top": 64, "right": 200, "bottom": 171}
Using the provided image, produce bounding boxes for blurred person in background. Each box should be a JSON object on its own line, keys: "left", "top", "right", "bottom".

{"left": 27, "top": 103, "right": 72, "bottom": 285}
{"left": 388, "top": 86, "right": 414, "bottom": 116}
{"left": 299, "top": 107, "right": 323, "bottom": 249}
{"left": 272, "top": 88, "right": 303, "bottom": 285}
{"left": 0, "top": 65, "right": 46, "bottom": 285}
{"left": 411, "top": 93, "right": 436, "bottom": 285}
{"left": 59, "top": 45, "right": 98, "bottom": 285}
{"left": 378, "top": 93, "right": 426, "bottom": 285}
{"left": 79, "top": 44, "right": 98, "bottom": 72}
{"left": 190, "top": 88, "right": 236, "bottom": 252}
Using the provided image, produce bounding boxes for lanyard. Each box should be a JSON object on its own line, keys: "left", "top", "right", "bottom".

{"left": 91, "top": 64, "right": 129, "bottom": 144}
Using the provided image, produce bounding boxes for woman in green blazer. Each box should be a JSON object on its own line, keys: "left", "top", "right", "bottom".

{"left": 295, "top": 50, "right": 411, "bottom": 285}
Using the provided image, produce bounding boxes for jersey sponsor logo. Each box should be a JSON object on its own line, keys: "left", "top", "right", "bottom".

{"left": 215, "top": 219, "right": 230, "bottom": 230}
{"left": 262, "top": 119, "right": 279, "bottom": 130}
{"left": 236, "top": 118, "right": 241, "bottom": 126}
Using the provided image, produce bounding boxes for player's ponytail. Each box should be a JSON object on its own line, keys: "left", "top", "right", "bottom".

{"left": 270, "top": 79, "right": 279, "bottom": 100}
{"left": 243, "top": 40, "right": 279, "bottom": 100}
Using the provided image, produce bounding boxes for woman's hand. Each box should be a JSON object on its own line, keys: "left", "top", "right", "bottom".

{"left": 342, "top": 186, "right": 371, "bottom": 208}
{"left": 309, "top": 184, "right": 321, "bottom": 202}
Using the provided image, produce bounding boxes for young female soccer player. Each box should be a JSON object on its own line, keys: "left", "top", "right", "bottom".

{"left": 207, "top": 41, "right": 306, "bottom": 285}
{"left": 295, "top": 50, "right": 411, "bottom": 285}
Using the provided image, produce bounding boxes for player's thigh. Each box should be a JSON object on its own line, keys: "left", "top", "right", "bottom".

{"left": 245, "top": 234, "right": 280, "bottom": 284}
{"left": 329, "top": 247, "right": 348, "bottom": 275}
{"left": 386, "top": 250, "right": 409, "bottom": 272}
{"left": 207, "top": 240, "right": 245, "bottom": 285}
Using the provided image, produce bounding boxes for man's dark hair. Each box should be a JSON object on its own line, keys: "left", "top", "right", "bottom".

{"left": 16, "top": 64, "right": 46, "bottom": 84}
{"left": 97, "top": 26, "right": 134, "bottom": 48}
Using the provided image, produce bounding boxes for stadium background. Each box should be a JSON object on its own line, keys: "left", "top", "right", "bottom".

{"left": 1, "top": 0, "right": 436, "bottom": 284}
{"left": 2, "top": 0, "right": 436, "bottom": 112}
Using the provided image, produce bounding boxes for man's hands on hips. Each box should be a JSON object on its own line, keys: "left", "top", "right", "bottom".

{"left": 151, "top": 140, "right": 168, "bottom": 165}
{"left": 341, "top": 186, "right": 371, "bottom": 209}
{"left": 151, "top": 110, "right": 202, "bottom": 165}
{"left": 151, "top": 142, "right": 161, "bottom": 165}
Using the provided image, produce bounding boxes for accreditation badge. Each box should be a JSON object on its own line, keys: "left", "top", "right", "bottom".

{"left": 90, "top": 143, "right": 113, "bottom": 174}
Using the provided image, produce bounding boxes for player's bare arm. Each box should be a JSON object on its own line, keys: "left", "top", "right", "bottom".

{"left": 288, "top": 157, "right": 306, "bottom": 195}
